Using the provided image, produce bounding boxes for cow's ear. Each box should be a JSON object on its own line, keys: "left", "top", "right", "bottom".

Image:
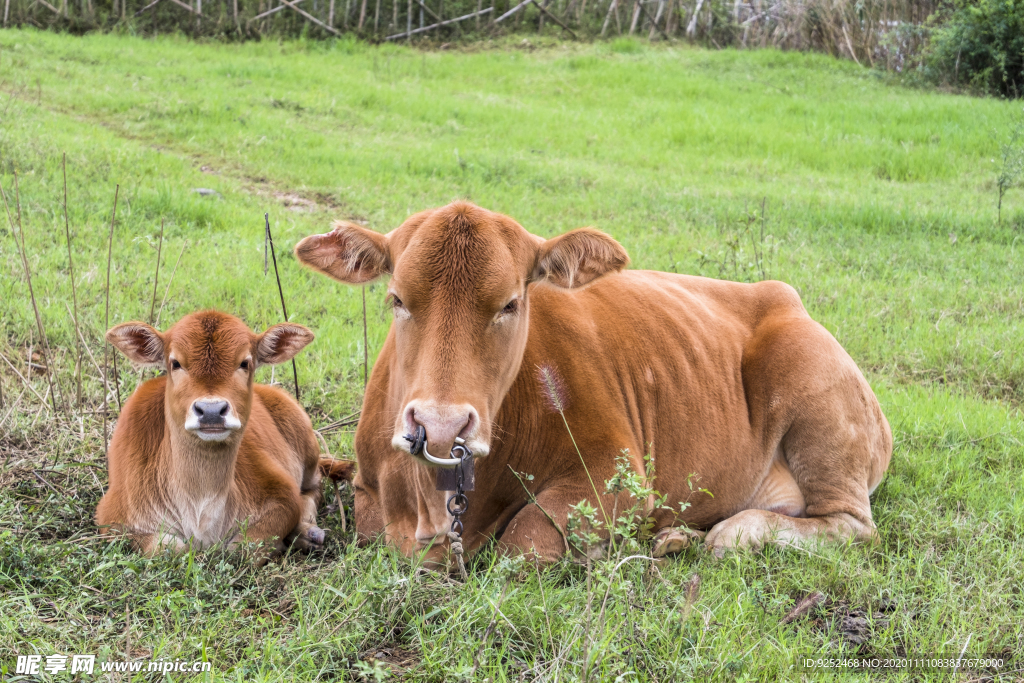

{"left": 256, "top": 323, "right": 315, "bottom": 365}
{"left": 294, "top": 221, "right": 391, "bottom": 285}
{"left": 106, "top": 322, "right": 166, "bottom": 368}
{"left": 534, "top": 227, "right": 630, "bottom": 289}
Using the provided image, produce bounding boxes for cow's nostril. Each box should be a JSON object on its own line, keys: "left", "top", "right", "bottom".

{"left": 401, "top": 402, "right": 478, "bottom": 457}
{"left": 194, "top": 400, "right": 230, "bottom": 425}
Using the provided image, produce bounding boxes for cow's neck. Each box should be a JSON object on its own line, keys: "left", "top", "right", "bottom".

{"left": 163, "top": 418, "right": 238, "bottom": 542}
{"left": 166, "top": 429, "right": 238, "bottom": 494}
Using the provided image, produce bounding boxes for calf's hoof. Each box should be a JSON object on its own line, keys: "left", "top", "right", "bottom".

{"left": 287, "top": 525, "right": 326, "bottom": 552}
{"left": 305, "top": 525, "right": 326, "bottom": 546}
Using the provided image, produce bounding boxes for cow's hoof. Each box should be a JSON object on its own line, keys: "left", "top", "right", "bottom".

{"left": 305, "top": 526, "right": 326, "bottom": 546}
{"left": 652, "top": 527, "right": 705, "bottom": 558}
{"left": 288, "top": 525, "right": 325, "bottom": 552}
{"left": 704, "top": 511, "right": 766, "bottom": 558}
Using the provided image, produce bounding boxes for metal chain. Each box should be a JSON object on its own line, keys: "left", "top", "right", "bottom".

{"left": 446, "top": 445, "right": 470, "bottom": 580}
{"left": 405, "top": 425, "right": 471, "bottom": 579}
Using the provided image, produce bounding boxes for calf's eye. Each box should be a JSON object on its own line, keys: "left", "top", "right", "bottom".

{"left": 240, "top": 360, "right": 250, "bottom": 370}
{"left": 502, "top": 299, "right": 519, "bottom": 315}
{"left": 171, "top": 359, "right": 182, "bottom": 370}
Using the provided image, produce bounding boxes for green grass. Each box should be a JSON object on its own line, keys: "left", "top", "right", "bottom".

{"left": 1, "top": 29, "right": 1022, "bottom": 681}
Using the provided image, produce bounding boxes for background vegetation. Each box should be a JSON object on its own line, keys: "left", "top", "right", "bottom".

{"left": 7, "top": 0, "right": 1024, "bottom": 100}
{"left": 924, "top": 0, "right": 1024, "bottom": 98}
{"left": 1, "top": 30, "right": 1023, "bottom": 680}
{"left": 0, "top": 0, "right": 940, "bottom": 48}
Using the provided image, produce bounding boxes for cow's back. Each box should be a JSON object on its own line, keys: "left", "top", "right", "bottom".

{"left": 240, "top": 385, "right": 321, "bottom": 496}
{"left": 501, "top": 270, "right": 851, "bottom": 528}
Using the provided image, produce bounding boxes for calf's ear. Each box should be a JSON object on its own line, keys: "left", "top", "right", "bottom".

{"left": 294, "top": 221, "right": 391, "bottom": 285}
{"left": 257, "top": 323, "right": 315, "bottom": 365}
{"left": 106, "top": 323, "right": 165, "bottom": 368}
{"left": 534, "top": 227, "right": 630, "bottom": 289}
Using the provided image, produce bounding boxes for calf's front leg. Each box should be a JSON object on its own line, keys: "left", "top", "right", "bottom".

{"left": 233, "top": 494, "right": 304, "bottom": 562}
{"left": 136, "top": 531, "right": 190, "bottom": 555}
{"left": 285, "top": 488, "right": 326, "bottom": 551}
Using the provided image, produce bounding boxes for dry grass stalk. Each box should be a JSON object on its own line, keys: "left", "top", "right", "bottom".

{"left": 148, "top": 218, "right": 165, "bottom": 324}
{"left": 264, "top": 213, "right": 300, "bottom": 400}
{"left": 66, "top": 302, "right": 106, "bottom": 382}
{"left": 313, "top": 430, "right": 349, "bottom": 534}
{"left": 155, "top": 239, "right": 189, "bottom": 328}
{"left": 0, "top": 384, "right": 26, "bottom": 432}
{"left": 680, "top": 572, "right": 701, "bottom": 621}
{"left": 317, "top": 409, "right": 360, "bottom": 434}
{"left": 362, "top": 285, "right": 368, "bottom": 389}
{"left": 469, "top": 581, "right": 512, "bottom": 675}
{"left": 102, "top": 184, "right": 120, "bottom": 456}
{"left": 781, "top": 590, "right": 825, "bottom": 624}
{"left": 0, "top": 174, "right": 60, "bottom": 415}
{"left": 0, "top": 351, "right": 49, "bottom": 408}
{"left": 62, "top": 153, "right": 84, "bottom": 412}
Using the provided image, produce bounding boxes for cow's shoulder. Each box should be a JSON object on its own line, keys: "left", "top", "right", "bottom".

{"left": 109, "top": 375, "right": 168, "bottom": 467}
{"left": 98, "top": 375, "right": 168, "bottom": 528}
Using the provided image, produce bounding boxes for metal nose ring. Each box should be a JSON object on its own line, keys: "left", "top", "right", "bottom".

{"left": 403, "top": 425, "right": 470, "bottom": 466}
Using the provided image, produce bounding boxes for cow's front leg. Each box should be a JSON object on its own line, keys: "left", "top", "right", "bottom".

{"left": 651, "top": 526, "right": 706, "bottom": 557}
{"left": 137, "top": 532, "right": 190, "bottom": 554}
{"left": 703, "top": 509, "right": 877, "bottom": 558}
{"left": 233, "top": 495, "right": 303, "bottom": 563}
{"left": 285, "top": 489, "right": 325, "bottom": 552}
{"left": 498, "top": 487, "right": 612, "bottom": 563}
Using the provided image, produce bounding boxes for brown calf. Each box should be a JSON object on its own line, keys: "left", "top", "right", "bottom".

{"left": 296, "top": 202, "right": 892, "bottom": 564}
{"left": 96, "top": 310, "right": 351, "bottom": 558}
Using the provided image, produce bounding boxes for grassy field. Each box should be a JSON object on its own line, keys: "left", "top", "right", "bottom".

{"left": 1, "top": 29, "right": 1023, "bottom": 681}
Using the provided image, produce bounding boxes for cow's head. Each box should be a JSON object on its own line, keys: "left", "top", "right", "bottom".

{"left": 295, "top": 202, "right": 628, "bottom": 465}
{"left": 107, "top": 311, "right": 313, "bottom": 447}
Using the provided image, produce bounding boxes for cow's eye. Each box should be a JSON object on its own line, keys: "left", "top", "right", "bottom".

{"left": 502, "top": 299, "right": 519, "bottom": 315}
{"left": 391, "top": 295, "right": 404, "bottom": 309}
{"left": 240, "top": 360, "right": 250, "bottom": 371}
{"left": 170, "top": 359, "right": 182, "bottom": 370}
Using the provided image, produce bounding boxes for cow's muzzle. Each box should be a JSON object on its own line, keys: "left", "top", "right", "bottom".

{"left": 391, "top": 400, "right": 490, "bottom": 461}
{"left": 185, "top": 398, "right": 242, "bottom": 442}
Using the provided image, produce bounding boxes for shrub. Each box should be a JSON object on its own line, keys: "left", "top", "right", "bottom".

{"left": 926, "top": 0, "right": 1024, "bottom": 97}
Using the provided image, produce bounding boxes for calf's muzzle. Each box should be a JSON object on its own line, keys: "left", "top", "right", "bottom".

{"left": 185, "top": 398, "right": 243, "bottom": 442}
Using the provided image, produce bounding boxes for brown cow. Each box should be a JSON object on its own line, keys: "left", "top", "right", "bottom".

{"left": 96, "top": 310, "right": 353, "bottom": 559}
{"left": 295, "top": 202, "right": 892, "bottom": 563}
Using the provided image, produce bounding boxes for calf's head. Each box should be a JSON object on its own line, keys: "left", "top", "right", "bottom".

{"left": 295, "top": 202, "right": 627, "bottom": 464}
{"left": 107, "top": 311, "right": 313, "bottom": 446}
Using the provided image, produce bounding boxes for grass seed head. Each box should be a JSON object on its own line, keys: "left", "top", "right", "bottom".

{"left": 536, "top": 363, "right": 568, "bottom": 414}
